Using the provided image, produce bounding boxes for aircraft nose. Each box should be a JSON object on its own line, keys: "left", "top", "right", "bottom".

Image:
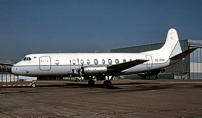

{"left": 11, "top": 66, "right": 14, "bottom": 74}
{"left": 11, "top": 65, "right": 17, "bottom": 75}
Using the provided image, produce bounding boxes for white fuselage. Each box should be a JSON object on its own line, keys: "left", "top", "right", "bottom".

{"left": 11, "top": 52, "right": 170, "bottom": 77}
{"left": 11, "top": 28, "right": 182, "bottom": 78}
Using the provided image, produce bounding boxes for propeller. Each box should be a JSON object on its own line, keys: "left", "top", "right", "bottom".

{"left": 77, "top": 59, "right": 83, "bottom": 77}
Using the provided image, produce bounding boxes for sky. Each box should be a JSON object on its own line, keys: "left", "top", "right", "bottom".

{"left": 0, "top": 0, "right": 202, "bottom": 62}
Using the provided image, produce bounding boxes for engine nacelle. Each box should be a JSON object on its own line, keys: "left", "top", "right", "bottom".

{"left": 83, "top": 66, "right": 107, "bottom": 74}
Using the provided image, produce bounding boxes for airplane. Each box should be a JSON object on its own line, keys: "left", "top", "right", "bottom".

{"left": 9, "top": 28, "right": 196, "bottom": 87}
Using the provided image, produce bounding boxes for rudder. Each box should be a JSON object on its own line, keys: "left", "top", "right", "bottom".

{"left": 160, "top": 28, "right": 182, "bottom": 58}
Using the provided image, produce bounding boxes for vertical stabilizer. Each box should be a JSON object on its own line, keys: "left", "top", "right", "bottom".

{"left": 160, "top": 28, "right": 182, "bottom": 58}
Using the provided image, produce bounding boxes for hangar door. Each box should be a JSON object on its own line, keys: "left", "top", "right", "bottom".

{"left": 39, "top": 56, "right": 51, "bottom": 71}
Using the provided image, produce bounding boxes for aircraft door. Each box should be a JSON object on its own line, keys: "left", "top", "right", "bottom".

{"left": 39, "top": 56, "right": 51, "bottom": 71}
{"left": 146, "top": 55, "right": 153, "bottom": 68}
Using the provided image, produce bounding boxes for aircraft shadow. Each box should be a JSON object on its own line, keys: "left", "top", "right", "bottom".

{"left": 112, "top": 82, "right": 160, "bottom": 85}
{"left": 122, "top": 85, "right": 170, "bottom": 92}
{"left": 1, "top": 81, "right": 164, "bottom": 91}
{"left": 35, "top": 83, "right": 121, "bottom": 89}
{"left": 34, "top": 81, "right": 161, "bottom": 90}
{"left": 192, "top": 85, "right": 202, "bottom": 89}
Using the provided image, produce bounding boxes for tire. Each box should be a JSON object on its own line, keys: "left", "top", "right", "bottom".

{"left": 104, "top": 80, "right": 111, "bottom": 88}
{"left": 88, "top": 80, "right": 95, "bottom": 86}
{"left": 31, "top": 83, "right": 36, "bottom": 88}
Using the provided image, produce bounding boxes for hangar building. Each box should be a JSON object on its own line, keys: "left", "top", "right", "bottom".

{"left": 110, "top": 40, "right": 202, "bottom": 79}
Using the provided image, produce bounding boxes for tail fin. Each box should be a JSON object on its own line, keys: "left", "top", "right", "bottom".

{"left": 160, "top": 28, "right": 182, "bottom": 58}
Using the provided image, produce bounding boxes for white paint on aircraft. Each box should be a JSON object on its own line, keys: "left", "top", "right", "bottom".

{"left": 11, "top": 29, "right": 196, "bottom": 81}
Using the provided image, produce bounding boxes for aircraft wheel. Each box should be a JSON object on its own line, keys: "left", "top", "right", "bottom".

{"left": 88, "top": 80, "right": 95, "bottom": 86}
{"left": 104, "top": 80, "right": 112, "bottom": 88}
{"left": 31, "top": 83, "right": 36, "bottom": 88}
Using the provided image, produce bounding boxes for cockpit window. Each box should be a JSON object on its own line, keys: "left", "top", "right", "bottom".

{"left": 23, "top": 57, "right": 31, "bottom": 61}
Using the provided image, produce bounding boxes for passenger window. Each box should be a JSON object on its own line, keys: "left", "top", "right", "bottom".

{"left": 108, "top": 59, "right": 112, "bottom": 65}
{"left": 28, "top": 57, "right": 31, "bottom": 61}
{"left": 87, "top": 59, "right": 90, "bottom": 65}
{"left": 94, "top": 59, "right": 98, "bottom": 65}
{"left": 55, "top": 60, "right": 59, "bottom": 65}
{"left": 80, "top": 59, "right": 84, "bottom": 65}
{"left": 130, "top": 59, "right": 132, "bottom": 62}
{"left": 115, "top": 59, "right": 119, "bottom": 64}
{"left": 102, "top": 59, "right": 105, "bottom": 65}
{"left": 72, "top": 59, "right": 76, "bottom": 65}
{"left": 123, "top": 59, "right": 126, "bottom": 63}
{"left": 23, "top": 57, "right": 26, "bottom": 61}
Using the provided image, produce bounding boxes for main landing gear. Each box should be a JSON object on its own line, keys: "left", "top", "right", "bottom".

{"left": 103, "top": 80, "right": 112, "bottom": 88}
{"left": 87, "top": 76, "right": 113, "bottom": 88}
{"left": 88, "top": 79, "right": 95, "bottom": 86}
{"left": 104, "top": 76, "right": 114, "bottom": 88}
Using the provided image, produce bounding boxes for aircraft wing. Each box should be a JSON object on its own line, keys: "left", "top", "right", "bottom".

{"left": 107, "top": 59, "right": 148, "bottom": 72}
{"left": 170, "top": 48, "right": 197, "bottom": 60}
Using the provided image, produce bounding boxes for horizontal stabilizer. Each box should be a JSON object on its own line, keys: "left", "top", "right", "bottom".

{"left": 170, "top": 48, "right": 197, "bottom": 60}
{"left": 108, "top": 59, "right": 148, "bottom": 72}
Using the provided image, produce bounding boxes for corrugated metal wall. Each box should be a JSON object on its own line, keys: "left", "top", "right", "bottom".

{"left": 189, "top": 40, "right": 202, "bottom": 79}
{"left": 190, "top": 48, "right": 202, "bottom": 79}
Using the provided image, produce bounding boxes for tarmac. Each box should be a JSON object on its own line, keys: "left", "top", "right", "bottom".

{"left": 0, "top": 79, "right": 202, "bottom": 118}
